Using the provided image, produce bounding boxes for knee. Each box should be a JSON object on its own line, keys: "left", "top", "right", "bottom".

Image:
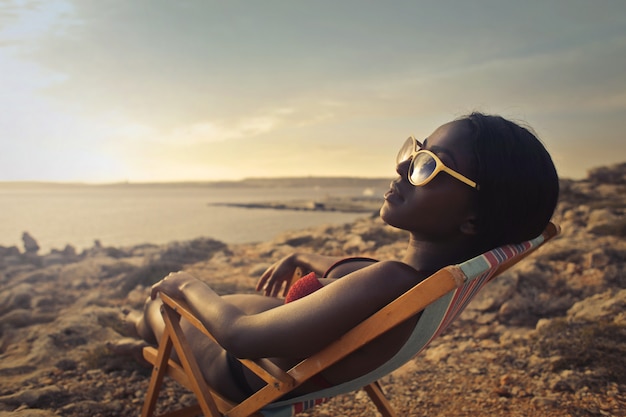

{"left": 143, "top": 296, "right": 163, "bottom": 316}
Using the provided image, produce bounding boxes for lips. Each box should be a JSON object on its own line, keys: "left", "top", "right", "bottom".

{"left": 384, "top": 181, "right": 404, "bottom": 204}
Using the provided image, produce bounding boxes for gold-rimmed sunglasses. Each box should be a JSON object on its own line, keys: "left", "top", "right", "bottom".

{"left": 396, "top": 136, "right": 479, "bottom": 190}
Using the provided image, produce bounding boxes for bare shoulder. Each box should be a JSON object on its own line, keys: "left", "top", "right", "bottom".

{"left": 361, "top": 259, "right": 430, "bottom": 283}
{"left": 323, "top": 260, "right": 428, "bottom": 303}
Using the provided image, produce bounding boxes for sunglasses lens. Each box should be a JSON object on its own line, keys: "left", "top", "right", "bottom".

{"left": 396, "top": 137, "right": 415, "bottom": 164}
{"left": 409, "top": 152, "right": 436, "bottom": 185}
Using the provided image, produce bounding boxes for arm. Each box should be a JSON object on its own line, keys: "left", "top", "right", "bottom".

{"left": 256, "top": 253, "right": 344, "bottom": 297}
{"left": 153, "top": 261, "right": 421, "bottom": 359}
{"left": 256, "top": 252, "right": 377, "bottom": 297}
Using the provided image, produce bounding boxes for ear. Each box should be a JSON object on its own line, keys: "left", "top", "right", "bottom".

{"left": 460, "top": 214, "right": 478, "bottom": 236}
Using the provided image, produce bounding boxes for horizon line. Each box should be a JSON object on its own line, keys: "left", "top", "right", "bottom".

{"left": 0, "top": 176, "right": 395, "bottom": 187}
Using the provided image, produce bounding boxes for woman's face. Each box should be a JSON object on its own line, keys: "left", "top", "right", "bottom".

{"left": 380, "top": 121, "right": 478, "bottom": 241}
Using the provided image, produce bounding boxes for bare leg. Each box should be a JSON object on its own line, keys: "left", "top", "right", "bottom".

{"left": 105, "top": 337, "right": 151, "bottom": 366}
{"left": 119, "top": 309, "right": 143, "bottom": 338}
{"left": 132, "top": 293, "right": 284, "bottom": 401}
{"left": 106, "top": 299, "right": 164, "bottom": 363}
{"left": 136, "top": 297, "right": 165, "bottom": 345}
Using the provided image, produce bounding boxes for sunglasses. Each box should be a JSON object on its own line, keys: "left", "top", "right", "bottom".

{"left": 396, "top": 136, "right": 479, "bottom": 190}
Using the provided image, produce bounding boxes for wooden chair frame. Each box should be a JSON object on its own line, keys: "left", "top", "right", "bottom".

{"left": 141, "top": 222, "right": 559, "bottom": 417}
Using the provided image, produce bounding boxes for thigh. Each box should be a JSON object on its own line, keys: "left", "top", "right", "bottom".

{"left": 183, "top": 294, "right": 283, "bottom": 401}
{"left": 145, "top": 292, "right": 285, "bottom": 401}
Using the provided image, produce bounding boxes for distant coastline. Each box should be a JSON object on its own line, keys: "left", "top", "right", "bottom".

{"left": 0, "top": 177, "right": 392, "bottom": 189}
{"left": 211, "top": 195, "right": 382, "bottom": 213}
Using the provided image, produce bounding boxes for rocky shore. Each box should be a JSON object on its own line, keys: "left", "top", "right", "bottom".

{"left": 210, "top": 196, "right": 383, "bottom": 213}
{"left": 0, "top": 163, "right": 625, "bottom": 417}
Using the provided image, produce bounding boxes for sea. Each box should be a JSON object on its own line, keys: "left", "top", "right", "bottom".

{"left": 0, "top": 182, "right": 387, "bottom": 254}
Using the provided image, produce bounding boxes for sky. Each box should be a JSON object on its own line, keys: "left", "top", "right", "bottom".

{"left": 1, "top": 0, "right": 625, "bottom": 183}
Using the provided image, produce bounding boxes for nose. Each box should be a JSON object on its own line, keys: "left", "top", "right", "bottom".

{"left": 396, "top": 158, "right": 411, "bottom": 178}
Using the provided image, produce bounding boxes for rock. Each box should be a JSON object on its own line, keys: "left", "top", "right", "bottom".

{"left": 550, "top": 370, "right": 581, "bottom": 392}
{"left": 587, "top": 162, "right": 626, "bottom": 184}
{"left": 62, "top": 244, "right": 77, "bottom": 257}
{"left": 22, "top": 232, "right": 40, "bottom": 254}
{"left": 58, "top": 400, "right": 114, "bottom": 415}
{"left": 584, "top": 248, "right": 612, "bottom": 269}
{"left": 41, "top": 253, "right": 72, "bottom": 267}
{"left": 0, "top": 385, "right": 62, "bottom": 407}
{"left": 342, "top": 234, "right": 374, "bottom": 253}
{"left": 125, "top": 286, "right": 150, "bottom": 307}
{"left": 423, "top": 343, "right": 453, "bottom": 362}
{"left": 55, "top": 359, "right": 78, "bottom": 371}
{"left": 248, "top": 263, "right": 271, "bottom": 277}
{"left": 535, "top": 318, "right": 552, "bottom": 332}
{"left": 0, "top": 283, "right": 34, "bottom": 314}
{"left": 0, "top": 309, "right": 55, "bottom": 328}
{"left": 0, "top": 410, "right": 59, "bottom": 417}
{"left": 586, "top": 208, "right": 622, "bottom": 234}
{"left": 498, "top": 294, "right": 535, "bottom": 325}
{"left": 281, "top": 234, "right": 315, "bottom": 247}
{"left": 0, "top": 245, "right": 20, "bottom": 257}
{"left": 566, "top": 288, "right": 626, "bottom": 323}
{"left": 531, "top": 396, "right": 559, "bottom": 407}
{"left": 467, "top": 272, "right": 518, "bottom": 312}
{"left": 159, "top": 237, "right": 227, "bottom": 264}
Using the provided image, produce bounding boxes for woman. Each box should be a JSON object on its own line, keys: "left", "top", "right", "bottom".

{"left": 124, "top": 112, "right": 559, "bottom": 402}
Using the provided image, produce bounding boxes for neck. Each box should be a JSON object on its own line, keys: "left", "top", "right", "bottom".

{"left": 402, "top": 233, "right": 486, "bottom": 273}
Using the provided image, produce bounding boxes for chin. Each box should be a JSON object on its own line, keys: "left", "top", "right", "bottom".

{"left": 379, "top": 203, "right": 389, "bottom": 222}
{"left": 379, "top": 204, "right": 398, "bottom": 228}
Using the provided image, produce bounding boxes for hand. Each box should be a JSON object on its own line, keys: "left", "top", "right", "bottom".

{"left": 150, "top": 271, "right": 198, "bottom": 300}
{"left": 256, "top": 254, "right": 304, "bottom": 297}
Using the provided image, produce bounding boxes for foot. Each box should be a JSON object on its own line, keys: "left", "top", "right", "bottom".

{"left": 117, "top": 309, "right": 143, "bottom": 338}
{"left": 106, "top": 337, "right": 152, "bottom": 367}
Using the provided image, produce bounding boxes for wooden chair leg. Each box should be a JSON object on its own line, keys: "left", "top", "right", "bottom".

{"left": 142, "top": 329, "right": 175, "bottom": 417}
{"left": 363, "top": 381, "right": 399, "bottom": 417}
{"left": 161, "top": 304, "right": 222, "bottom": 417}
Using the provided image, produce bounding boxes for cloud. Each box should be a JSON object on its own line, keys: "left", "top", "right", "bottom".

{"left": 110, "top": 107, "right": 295, "bottom": 147}
{"left": 0, "top": 0, "right": 72, "bottom": 40}
{"left": 2, "top": 1, "right": 624, "bottom": 182}
{"left": 352, "top": 32, "right": 626, "bottom": 122}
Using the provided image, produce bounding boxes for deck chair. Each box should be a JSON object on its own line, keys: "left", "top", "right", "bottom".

{"left": 141, "top": 222, "right": 560, "bottom": 417}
